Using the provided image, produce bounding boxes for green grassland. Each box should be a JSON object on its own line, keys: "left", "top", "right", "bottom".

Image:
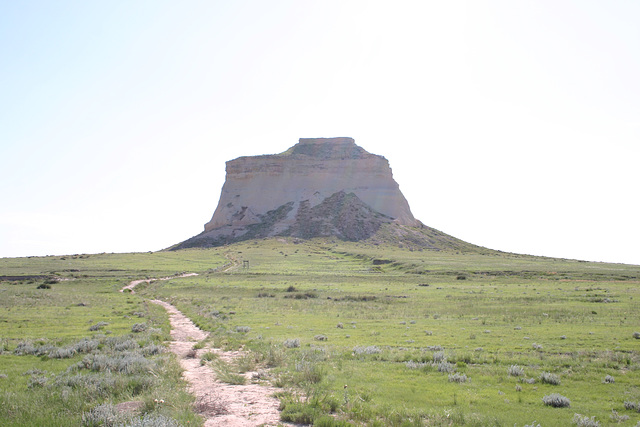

{"left": 1, "top": 239, "right": 640, "bottom": 426}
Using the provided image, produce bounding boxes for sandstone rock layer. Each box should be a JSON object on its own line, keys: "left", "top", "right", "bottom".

{"left": 175, "top": 137, "right": 452, "bottom": 249}
{"left": 205, "top": 137, "right": 418, "bottom": 231}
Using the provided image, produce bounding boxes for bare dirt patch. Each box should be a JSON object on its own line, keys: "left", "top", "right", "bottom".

{"left": 150, "top": 299, "right": 285, "bottom": 426}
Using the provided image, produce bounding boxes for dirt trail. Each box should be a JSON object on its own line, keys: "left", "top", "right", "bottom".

{"left": 149, "top": 299, "right": 284, "bottom": 426}
{"left": 221, "top": 252, "right": 241, "bottom": 273}
{"left": 119, "top": 273, "right": 198, "bottom": 294}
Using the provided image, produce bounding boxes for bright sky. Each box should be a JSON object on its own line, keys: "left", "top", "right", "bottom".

{"left": 1, "top": 1, "right": 638, "bottom": 264}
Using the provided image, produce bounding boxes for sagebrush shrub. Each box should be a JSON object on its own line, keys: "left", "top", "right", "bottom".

{"left": 610, "top": 410, "right": 629, "bottom": 422}
{"left": 89, "top": 322, "right": 109, "bottom": 331}
{"left": 73, "top": 339, "right": 99, "bottom": 353}
{"left": 141, "top": 344, "right": 163, "bottom": 356}
{"left": 432, "top": 351, "right": 446, "bottom": 363}
{"left": 125, "top": 413, "right": 181, "bottom": 427}
{"left": 448, "top": 373, "right": 468, "bottom": 383}
{"left": 508, "top": 365, "right": 525, "bottom": 377}
{"left": 353, "top": 345, "right": 381, "bottom": 355}
{"left": 131, "top": 323, "right": 147, "bottom": 333}
{"left": 542, "top": 393, "right": 571, "bottom": 408}
{"left": 623, "top": 401, "right": 640, "bottom": 412}
{"left": 540, "top": 372, "right": 560, "bottom": 385}
{"left": 283, "top": 339, "right": 300, "bottom": 348}
{"left": 27, "top": 374, "right": 48, "bottom": 388}
{"left": 81, "top": 403, "right": 123, "bottom": 426}
{"left": 14, "top": 341, "right": 49, "bottom": 356}
{"left": 48, "top": 347, "right": 77, "bottom": 359}
{"left": 436, "top": 361, "right": 455, "bottom": 373}
{"left": 114, "top": 339, "right": 139, "bottom": 352}
{"left": 77, "top": 354, "right": 153, "bottom": 375}
{"left": 572, "top": 413, "right": 600, "bottom": 427}
{"left": 405, "top": 360, "right": 426, "bottom": 370}
{"left": 55, "top": 372, "right": 126, "bottom": 397}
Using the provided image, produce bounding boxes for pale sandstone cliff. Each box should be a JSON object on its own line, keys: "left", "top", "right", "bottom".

{"left": 174, "top": 138, "right": 480, "bottom": 250}
{"left": 205, "top": 137, "right": 418, "bottom": 232}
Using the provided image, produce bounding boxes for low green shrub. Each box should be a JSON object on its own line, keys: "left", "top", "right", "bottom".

{"left": 280, "top": 401, "right": 321, "bottom": 424}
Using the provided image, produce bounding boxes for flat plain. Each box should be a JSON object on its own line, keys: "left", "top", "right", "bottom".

{"left": 1, "top": 239, "right": 639, "bottom": 426}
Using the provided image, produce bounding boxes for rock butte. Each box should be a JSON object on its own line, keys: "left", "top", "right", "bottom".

{"left": 174, "top": 137, "right": 472, "bottom": 250}
{"left": 208, "top": 137, "right": 418, "bottom": 229}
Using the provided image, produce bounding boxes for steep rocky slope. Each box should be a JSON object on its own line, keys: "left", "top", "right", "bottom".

{"left": 173, "top": 137, "right": 478, "bottom": 251}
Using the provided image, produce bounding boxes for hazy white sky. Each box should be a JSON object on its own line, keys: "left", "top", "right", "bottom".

{"left": 1, "top": 1, "right": 638, "bottom": 264}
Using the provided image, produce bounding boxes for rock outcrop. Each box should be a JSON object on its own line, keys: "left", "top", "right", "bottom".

{"left": 175, "top": 137, "right": 474, "bottom": 250}
{"left": 205, "top": 137, "right": 418, "bottom": 231}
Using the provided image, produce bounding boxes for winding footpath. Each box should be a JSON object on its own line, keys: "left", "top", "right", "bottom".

{"left": 119, "top": 273, "right": 198, "bottom": 294}
{"left": 123, "top": 276, "right": 284, "bottom": 426}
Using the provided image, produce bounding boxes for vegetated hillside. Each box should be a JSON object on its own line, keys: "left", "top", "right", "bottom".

{"left": 1, "top": 240, "right": 640, "bottom": 426}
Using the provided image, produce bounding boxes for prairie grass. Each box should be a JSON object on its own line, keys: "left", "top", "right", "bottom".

{"left": 2, "top": 238, "right": 640, "bottom": 425}
{"left": 211, "top": 359, "right": 246, "bottom": 385}
{"left": 0, "top": 274, "right": 198, "bottom": 426}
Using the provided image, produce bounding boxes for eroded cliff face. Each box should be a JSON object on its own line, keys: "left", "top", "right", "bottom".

{"left": 174, "top": 137, "right": 422, "bottom": 249}
{"left": 205, "top": 137, "right": 418, "bottom": 232}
